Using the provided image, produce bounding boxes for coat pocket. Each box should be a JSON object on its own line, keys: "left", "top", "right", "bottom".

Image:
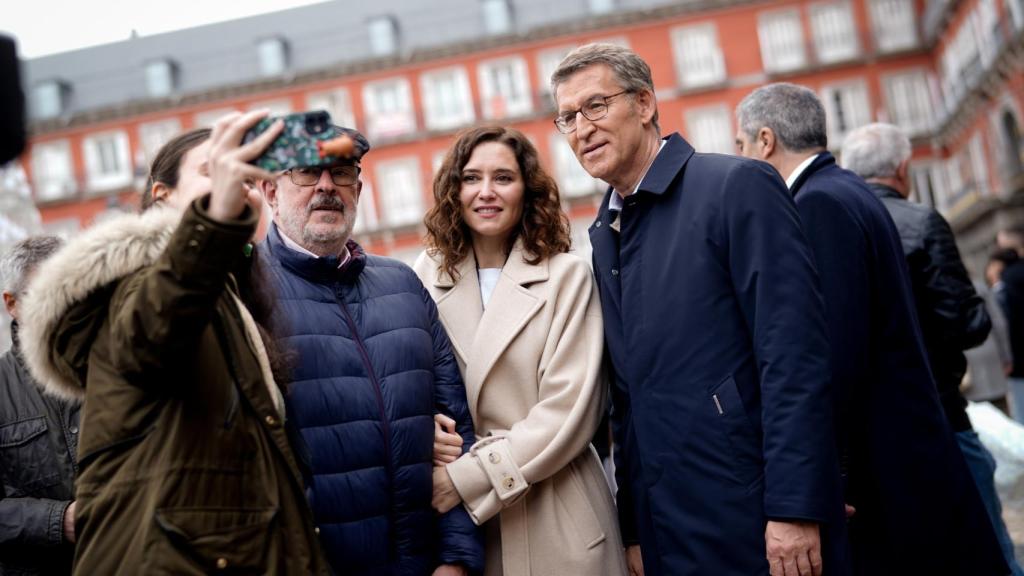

{"left": 709, "top": 375, "right": 764, "bottom": 490}
{"left": 553, "top": 459, "right": 607, "bottom": 550}
{"left": 0, "top": 416, "right": 61, "bottom": 496}
{"left": 148, "top": 507, "right": 278, "bottom": 574}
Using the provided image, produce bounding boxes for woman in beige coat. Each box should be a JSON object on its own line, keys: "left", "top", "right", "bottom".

{"left": 414, "top": 126, "right": 626, "bottom": 576}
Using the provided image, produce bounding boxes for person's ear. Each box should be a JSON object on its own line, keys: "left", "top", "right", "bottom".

{"left": 2, "top": 291, "right": 16, "bottom": 320}
{"left": 259, "top": 178, "right": 279, "bottom": 211}
{"left": 757, "top": 127, "right": 776, "bottom": 160}
{"left": 151, "top": 181, "right": 171, "bottom": 204}
{"left": 897, "top": 158, "right": 911, "bottom": 186}
{"left": 634, "top": 89, "right": 656, "bottom": 127}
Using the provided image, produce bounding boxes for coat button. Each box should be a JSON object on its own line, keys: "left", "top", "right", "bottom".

{"left": 188, "top": 239, "right": 200, "bottom": 248}
{"left": 216, "top": 558, "right": 228, "bottom": 569}
{"left": 502, "top": 476, "right": 515, "bottom": 490}
{"left": 196, "top": 224, "right": 206, "bottom": 233}
{"left": 314, "top": 526, "right": 321, "bottom": 536}
{"left": 488, "top": 452, "right": 501, "bottom": 464}
{"left": 611, "top": 269, "right": 619, "bottom": 276}
{"left": 265, "top": 415, "right": 278, "bottom": 427}
{"left": 69, "top": 425, "right": 79, "bottom": 434}
{"left": 596, "top": 221, "right": 602, "bottom": 228}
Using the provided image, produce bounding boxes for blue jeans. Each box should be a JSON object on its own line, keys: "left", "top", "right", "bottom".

{"left": 956, "top": 430, "right": 1024, "bottom": 576}
{"left": 1010, "top": 377, "right": 1024, "bottom": 425}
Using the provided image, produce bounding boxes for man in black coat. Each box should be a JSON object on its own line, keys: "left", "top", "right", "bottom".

{"left": 842, "top": 122, "right": 1023, "bottom": 575}
{"left": 735, "top": 83, "right": 1009, "bottom": 576}
{"left": 0, "top": 236, "right": 80, "bottom": 575}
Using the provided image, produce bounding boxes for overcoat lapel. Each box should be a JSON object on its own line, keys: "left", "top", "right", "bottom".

{"left": 433, "top": 252, "right": 483, "bottom": 367}
{"left": 433, "top": 241, "right": 547, "bottom": 418}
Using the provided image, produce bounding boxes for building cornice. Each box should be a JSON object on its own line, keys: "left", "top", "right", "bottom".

{"left": 28, "top": 0, "right": 774, "bottom": 136}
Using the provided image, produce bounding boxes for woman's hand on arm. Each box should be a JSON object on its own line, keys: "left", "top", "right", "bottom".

{"left": 434, "top": 414, "right": 464, "bottom": 466}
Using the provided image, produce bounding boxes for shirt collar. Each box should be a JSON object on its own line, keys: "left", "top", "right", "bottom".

{"left": 785, "top": 154, "right": 820, "bottom": 190}
{"left": 277, "top": 226, "right": 350, "bottom": 267}
{"left": 609, "top": 139, "right": 667, "bottom": 212}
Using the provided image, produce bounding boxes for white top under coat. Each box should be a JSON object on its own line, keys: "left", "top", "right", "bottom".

{"left": 478, "top": 268, "right": 501, "bottom": 308}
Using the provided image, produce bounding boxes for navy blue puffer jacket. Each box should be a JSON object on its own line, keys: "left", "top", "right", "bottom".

{"left": 262, "top": 225, "right": 483, "bottom": 575}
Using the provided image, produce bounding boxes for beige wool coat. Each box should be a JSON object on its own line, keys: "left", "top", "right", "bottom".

{"left": 414, "top": 242, "right": 627, "bottom": 576}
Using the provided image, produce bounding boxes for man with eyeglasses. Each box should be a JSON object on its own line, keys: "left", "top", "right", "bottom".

{"left": 257, "top": 125, "right": 484, "bottom": 576}
{"left": 551, "top": 44, "right": 846, "bottom": 576}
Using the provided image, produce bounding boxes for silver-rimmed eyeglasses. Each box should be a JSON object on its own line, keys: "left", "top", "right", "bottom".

{"left": 285, "top": 165, "right": 360, "bottom": 187}
{"left": 553, "top": 90, "right": 631, "bottom": 134}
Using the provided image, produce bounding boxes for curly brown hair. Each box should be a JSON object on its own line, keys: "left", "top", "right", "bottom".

{"left": 424, "top": 126, "right": 571, "bottom": 281}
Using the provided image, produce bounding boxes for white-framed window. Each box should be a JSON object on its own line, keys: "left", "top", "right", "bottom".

{"left": 257, "top": 37, "right": 289, "bottom": 77}
{"left": 362, "top": 78, "right": 416, "bottom": 140}
{"left": 671, "top": 23, "right": 727, "bottom": 89}
{"left": 482, "top": 0, "right": 513, "bottom": 34}
{"left": 1009, "top": 0, "right": 1024, "bottom": 31}
{"left": 306, "top": 88, "right": 357, "bottom": 129}
{"left": 144, "top": 59, "right": 178, "bottom": 98}
{"left": 589, "top": 0, "right": 616, "bottom": 14}
{"left": 758, "top": 8, "right": 808, "bottom": 73}
{"left": 375, "top": 157, "right": 424, "bottom": 227}
{"left": 432, "top": 150, "right": 448, "bottom": 178}
{"left": 41, "top": 218, "right": 81, "bottom": 239}
{"left": 537, "top": 45, "right": 575, "bottom": 103}
{"left": 30, "top": 140, "right": 75, "bottom": 201}
{"left": 248, "top": 99, "right": 293, "bottom": 116}
{"left": 909, "top": 160, "right": 945, "bottom": 208}
{"left": 352, "top": 179, "right": 378, "bottom": 233}
{"left": 685, "top": 105, "right": 734, "bottom": 154}
{"left": 810, "top": 2, "right": 860, "bottom": 63}
{"left": 138, "top": 119, "right": 182, "bottom": 166}
{"left": 368, "top": 16, "right": 399, "bottom": 56}
{"left": 33, "top": 81, "right": 67, "bottom": 119}
{"left": 193, "top": 107, "right": 240, "bottom": 127}
{"left": 882, "top": 69, "right": 934, "bottom": 136}
{"left": 82, "top": 131, "right": 132, "bottom": 193}
{"left": 420, "top": 67, "right": 475, "bottom": 132}
{"left": 869, "top": 0, "right": 918, "bottom": 53}
{"left": 478, "top": 57, "right": 532, "bottom": 120}
{"left": 820, "top": 79, "right": 871, "bottom": 147}
{"left": 549, "top": 133, "right": 603, "bottom": 197}
{"left": 969, "top": 133, "right": 990, "bottom": 195}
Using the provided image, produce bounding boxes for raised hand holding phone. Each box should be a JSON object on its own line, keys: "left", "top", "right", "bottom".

{"left": 207, "top": 110, "right": 283, "bottom": 222}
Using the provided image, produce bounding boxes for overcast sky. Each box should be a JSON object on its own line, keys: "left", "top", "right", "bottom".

{"left": 4, "top": 0, "right": 330, "bottom": 59}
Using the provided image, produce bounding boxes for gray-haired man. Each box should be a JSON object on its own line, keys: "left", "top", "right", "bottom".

{"left": 842, "top": 122, "right": 1023, "bottom": 576}
{"left": 735, "top": 83, "right": 1008, "bottom": 575}
{"left": 0, "top": 235, "right": 80, "bottom": 575}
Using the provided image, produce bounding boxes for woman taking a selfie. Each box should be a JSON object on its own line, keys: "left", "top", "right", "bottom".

{"left": 415, "top": 126, "right": 626, "bottom": 576}
{"left": 18, "top": 111, "right": 328, "bottom": 574}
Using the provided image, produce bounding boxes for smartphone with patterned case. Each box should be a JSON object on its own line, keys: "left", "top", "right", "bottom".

{"left": 242, "top": 110, "right": 342, "bottom": 171}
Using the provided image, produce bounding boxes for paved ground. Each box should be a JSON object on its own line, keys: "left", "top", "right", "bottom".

{"left": 1005, "top": 497, "right": 1024, "bottom": 563}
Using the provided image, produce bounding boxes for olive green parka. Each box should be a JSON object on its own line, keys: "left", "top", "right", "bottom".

{"left": 18, "top": 198, "right": 328, "bottom": 575}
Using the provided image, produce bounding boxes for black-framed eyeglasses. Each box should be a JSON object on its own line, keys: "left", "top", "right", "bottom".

{"left": 285, "top": 165, "right": 360, "bottom": 187}
{"left": 553, "top": 90, "right": 632, "bottom": 134}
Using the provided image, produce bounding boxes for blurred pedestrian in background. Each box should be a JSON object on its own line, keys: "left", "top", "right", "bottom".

{"left": 0, "top": 235, "right": 79, "bottom": 576}
{"left": 838, "top": 120, "right": 1018, "bottom": 575}
{"left": 735, "top": 87, "right": 1006, "bottom": 575}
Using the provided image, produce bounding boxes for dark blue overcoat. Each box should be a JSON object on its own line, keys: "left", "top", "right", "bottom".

{"left": 790, "top": 153, "right": 1008, "bottom": 576}
{"left": 590, "top": 134, "right": 844, "bottom": 576}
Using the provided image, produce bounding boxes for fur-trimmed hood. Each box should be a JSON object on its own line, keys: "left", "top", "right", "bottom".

{"left": 18, "top": 206, "right": 184, "bottom": 401}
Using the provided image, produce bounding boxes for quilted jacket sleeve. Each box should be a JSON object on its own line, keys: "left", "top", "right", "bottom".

{"left": 424, "top": 286, "right": 485, "bottom": 574}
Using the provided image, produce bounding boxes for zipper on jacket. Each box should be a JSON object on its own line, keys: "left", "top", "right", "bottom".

{"left": 335, "top": 293, "right": 397, "bottom": 557}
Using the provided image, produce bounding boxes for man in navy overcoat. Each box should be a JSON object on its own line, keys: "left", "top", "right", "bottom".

{"left": 551, "top": 44, "right": 845, "bottom": 576}
{"left": 735, "top": 83, "right": 1008, "bottom": 576}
